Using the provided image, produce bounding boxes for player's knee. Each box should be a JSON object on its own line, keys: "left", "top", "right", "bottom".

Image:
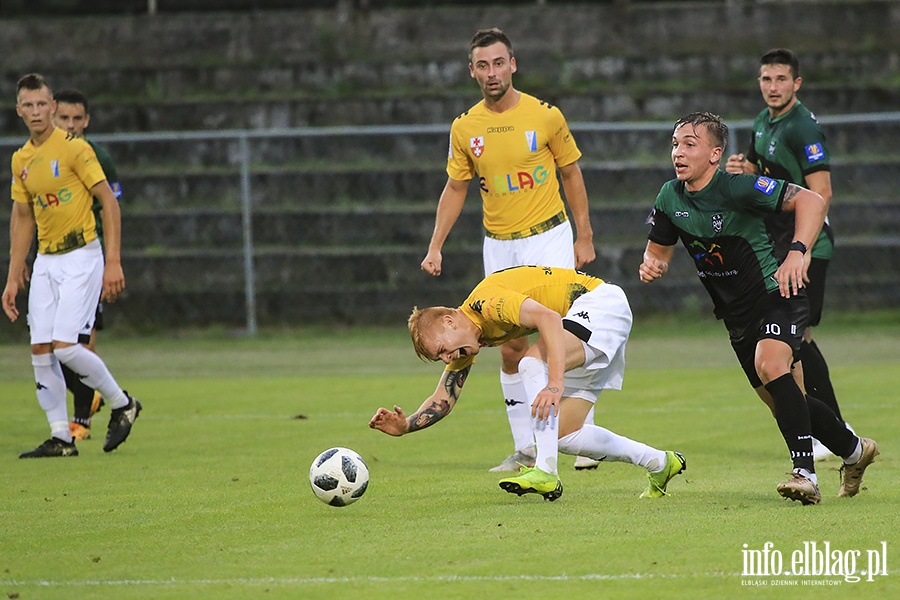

{"left": 754, "top": 357, "right": 790, "bottom": 385}
{"left": 53, "top": 343, "right": 82, "bottom": 365}
{"left": 558, "top": 428, "right": 585, "bottom": 455}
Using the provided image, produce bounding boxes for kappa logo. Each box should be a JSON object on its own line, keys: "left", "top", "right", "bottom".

{"left": 504, "top": 399, "right": 524, "bottom": 407}
{"left": 470, "top": 136, "right": 484, "bottom": 158}
{"left": 574, "top": 311, "right": 590, "bottom": 321}
{"left": 711, "top": 213, "right": 723, "bottom": 233}
{"left": 469, "top": 300, "right": 485, "bottom": 313}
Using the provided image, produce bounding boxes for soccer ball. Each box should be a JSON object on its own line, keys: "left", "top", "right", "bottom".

{"left": 309, "top": 447, "right": 369, "bottom": 507}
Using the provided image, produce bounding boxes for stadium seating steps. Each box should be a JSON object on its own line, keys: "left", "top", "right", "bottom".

{"left": 0, "top": 1, "right": 898, "bottom": 325}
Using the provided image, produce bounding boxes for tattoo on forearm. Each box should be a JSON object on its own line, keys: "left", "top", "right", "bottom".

{"left": 782, "top": 183, "right": 801, "bottom": 209}
{"left": 444, "top": 366, "right": 470, "bottom": 400}
{"left": 408, "top": 399, "right": 451, "bottom": 433}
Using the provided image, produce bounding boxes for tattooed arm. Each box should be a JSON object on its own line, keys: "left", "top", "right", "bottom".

{"left": 368, "top": 365, "right": 471, "bottom": 437}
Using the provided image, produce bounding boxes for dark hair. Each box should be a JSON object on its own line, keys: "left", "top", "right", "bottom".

{"left": 674, "top": 111, "right": 728, "bottom": 150}
{"left": 469, "top": 27, "right": 513, "bottom": 61}
{"left": 54, "top": 88, "right": 90, "bottom": 113}
{"left": 760, "top": 48, "right": 800, "bottom": 79}
{"left": 17, "top": 73, "right": 52, "bottom": 96}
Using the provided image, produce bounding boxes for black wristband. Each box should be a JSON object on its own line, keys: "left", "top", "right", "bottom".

{"left": 789, "top": 241, "right": 808, "bottom": 255}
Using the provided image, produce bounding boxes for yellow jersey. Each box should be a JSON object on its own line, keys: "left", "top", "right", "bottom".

{"left": 11, "top": 127, "right": 105, "bottom": 254}
{"left": 447, "top": 265, "right": 602, "bottom": 371}
{"left": 447, "top": 93, "right": 582, "bottom": 238}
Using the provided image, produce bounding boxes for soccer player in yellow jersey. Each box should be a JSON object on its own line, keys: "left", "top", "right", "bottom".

{"left": 369, "top": 266, "right": 685, "bottom": 501}
{"left": 3, "top": 73, "right": 141, "bottom": 458}
{"left": 420, "top": 28, "right": 599, "bottom": 472}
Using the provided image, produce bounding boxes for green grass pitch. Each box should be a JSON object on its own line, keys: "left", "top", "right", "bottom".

{"left": 0, "top": 312, "right": 897, "bottom": 599}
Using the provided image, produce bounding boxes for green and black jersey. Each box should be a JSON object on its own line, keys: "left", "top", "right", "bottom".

{"left": 648, "top": 170, "right": 788, "bottom": 323}
{"left": 87, "top": 139, "right": 122, "bottom": 246}
{"left": 746, "top": 100, "right": 833, "bottom": 261}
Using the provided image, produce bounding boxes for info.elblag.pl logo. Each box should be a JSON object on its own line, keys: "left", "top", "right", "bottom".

{"left": 741, "top": 541, "right": 889, "bottom": 585}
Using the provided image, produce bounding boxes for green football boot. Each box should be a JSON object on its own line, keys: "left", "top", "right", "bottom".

{"left": 499, "top": 466, "right": 563, "bottom": 502}
{"left": 640, "top": 451, "right": 686, "bottom": 498}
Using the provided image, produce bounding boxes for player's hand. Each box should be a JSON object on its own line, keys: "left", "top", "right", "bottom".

{"left": 639, "top": 257, "right": 668, "bottom": 283}
{"left": 725, "top": 153, "right": 746, "bottom": 174}
{"left": 775, "top": 251, "right": 806, "bottom": 297}
{"left": 102, "top": 262, "right": 126, "bottom": 302}
{"left": 2, "top": 282, "right": 20, "bottom": 322}
{"left": 531, "top": 386, "right": 562, "bottom": 421}
{"left": 420, "top": 250, "right": 443, "bottom": 277}
{"left": 369, "top": 405, "right": 409, "bottom": 436}
{"left": 574, "top": 237, "right": 596, "bottom": 268}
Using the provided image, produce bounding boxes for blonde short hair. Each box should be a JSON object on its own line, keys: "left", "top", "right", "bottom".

{"left": 408, "top": 306, "right": 454, "bottom": 362}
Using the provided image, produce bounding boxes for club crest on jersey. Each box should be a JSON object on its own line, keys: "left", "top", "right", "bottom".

{"left": 525, "top": 130, "right": 537, "bottom": 152}
{"left": 768, "top": 139, "right": 777, "bottom": 155}
{"left": 470, "top": 136, "right": 484, "bottom": 158}
{"left": 20, "top": 167, "right": 28, "bottom": 182}
{"left": 711, "top": 213, "right": 723, "bottom": 233}
{"left": 51, "top": 160, "right": 60, "bottom": 177}
{"left": 754, "top": 177, "right": 778, "bottom": 195}
{"left": 805, "top": 143, "right": 824, "bottom": 162}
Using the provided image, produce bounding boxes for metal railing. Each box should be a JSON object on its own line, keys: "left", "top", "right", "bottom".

{"left": 2, "top": 112, "right": 898, "bottom": 334}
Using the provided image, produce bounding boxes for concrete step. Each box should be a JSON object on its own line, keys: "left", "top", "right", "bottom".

{"left": 101, "top": 160, "right": 899, "bottom": 210}
{"left": 103, "top": 238, "right": 900, "bottom": 327}
{"left": 3, "top": 87, "right": 899, "bottom": 135}
{"left": 114, "top": 203, "right": 900, "bottom": 251}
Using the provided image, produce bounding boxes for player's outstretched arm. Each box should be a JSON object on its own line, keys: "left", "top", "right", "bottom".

{"left": 640, "top": 241, "right": 675, "bottom": 283}
{"left": 3, "top": 202, "right": 36, "bottom": 322}
{"left": 369, "top": 365, "right": 470, "bottom": 436}
{"left": 91, "top": 180, "right": 126, "bottom": 302}
{"left": 421, "top": 177, "right": 469, "bottom": 276}
{"left": 558, "top": 162, "right": 595, "bottom": 268}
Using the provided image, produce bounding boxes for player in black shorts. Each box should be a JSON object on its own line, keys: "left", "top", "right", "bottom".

{"left": 640, "top": 111, "right": 877, "bottom": 505}
{"left": 725, "top": 48, "right": 848, "bottom": 460}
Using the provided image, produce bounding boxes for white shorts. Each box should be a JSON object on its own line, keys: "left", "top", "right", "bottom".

{"left": 483, "top": 220, "right": 575, "bottom": 275}
{"left": 560, "top": 283, "right": 633, "bottom": 403}
{"left": 27, "top": 240, "right": 104, "bottom": 345}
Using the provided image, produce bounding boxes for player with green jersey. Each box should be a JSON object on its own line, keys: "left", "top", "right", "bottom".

{"left": 642, "top": 112, "right": 876, "bottom": 505}
{"left": 53, "top": 88, "right": 125, "bottom": 441}
{"left": 726, "top": 48, "right": 848, "bottom": 461}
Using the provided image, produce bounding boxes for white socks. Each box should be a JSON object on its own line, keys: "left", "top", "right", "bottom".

{"left": 518, "top": 357, "right": 559, "bottom": 474}
{"left": 500, "top": 370, "right": 535, "bottom": 456}
{"left": 559, "top": 425, "right": 667, "bottom": 472}
{"left": 53, "top": 344, "right": 128, "bottom": 409}
{"left": 32, "top": 353, "right": 71, "bottom": 442}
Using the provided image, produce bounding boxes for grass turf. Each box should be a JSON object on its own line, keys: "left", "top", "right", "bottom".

{"left": 0, "top": 312, "right": 897, "bottom": 599}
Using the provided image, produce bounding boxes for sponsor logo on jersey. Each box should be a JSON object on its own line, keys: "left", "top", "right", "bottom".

{"left": 470, "top": 136, "right": 484, "bottom": 158}
{"left": 675, "top": 211, "right": 689, "bottom": 218}
{"left": 525, "top": 130, "right": 537, "bottom": 152}
{"left": 51, "top": 160, "right": 60, "bottom": 177}
{"left": 754, "top": 177, "right": 778, "bottom": 195}
{"left": 689, "top": 240, "right": 725, "bottom": 267}
{"left": 35, "top": 188, "right": 72, "bottom": 209}
{"left": 805, "top": 143, "right": 824, "bottom": 162}
{"left": 711, "top": 213, "right": 723, "bottom": 233}
{"left": 479, "top": 165, "right": 550, "bottom": 195}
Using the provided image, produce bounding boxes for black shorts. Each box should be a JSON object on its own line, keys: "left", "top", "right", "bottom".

{"left": 806, "top": 257, "right": 829, "bottom": 327}
{"left": 726, "top": 291, "right": 810, "bottom": 388}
